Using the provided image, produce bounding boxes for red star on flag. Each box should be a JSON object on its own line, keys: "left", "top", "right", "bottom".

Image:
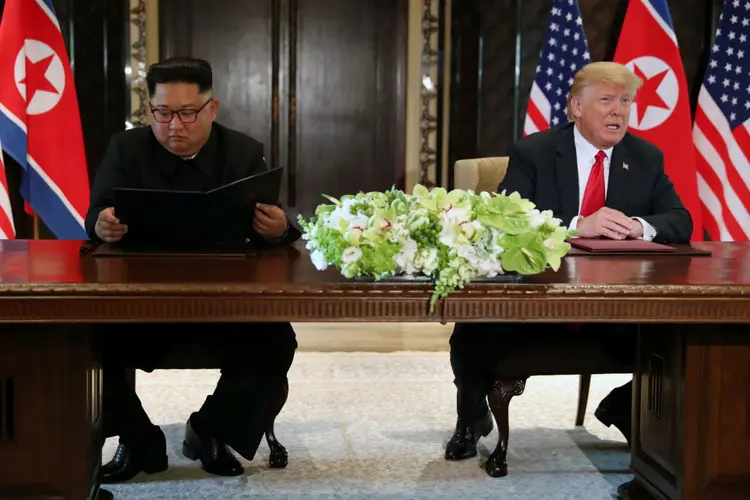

{"left": 632, "top": 64, "right": 670, "bottom": 125}
{"left": 19, "top": 54, "right": 59, "bottom": 102}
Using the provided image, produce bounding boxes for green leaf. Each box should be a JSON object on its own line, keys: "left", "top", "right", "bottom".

{"left": 542, "top": 227, "right": 572, "bottom": 272}
{"left": 476, "top": 213, "right": 531, "bottom": 235}
{"left": 447, "top": 189, "right": 468, "bottom": 203}
{"left": 314, "top": 204, "right": 336, "bottom": 216}
{"left": 545, "top": 240, "right": 571, "bottom": 272}
{"left": 500, "top": 233, "right": 547, "bottom": 274}
{"left": 412, "top": 184, "right": 430, "bottom": 198}
{"left": 321, "top": 194, "right": 340, "bottom": 205}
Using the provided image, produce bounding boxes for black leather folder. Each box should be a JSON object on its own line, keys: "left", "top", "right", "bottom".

{"left": 111, "top": 167, "right": 283, "bottom": 246}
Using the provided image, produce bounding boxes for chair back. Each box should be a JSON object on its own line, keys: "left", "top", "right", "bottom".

{"left": 453, "top": 157, "right": 509, "bottom": 193}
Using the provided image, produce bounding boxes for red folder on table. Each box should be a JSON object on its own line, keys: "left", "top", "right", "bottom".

{"left": 568, "top": 238, "right": 676, "bottom": 253}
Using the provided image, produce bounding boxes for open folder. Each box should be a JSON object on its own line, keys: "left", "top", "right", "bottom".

{"left": 112, "top": 167, "right": 284, "bottom": 245}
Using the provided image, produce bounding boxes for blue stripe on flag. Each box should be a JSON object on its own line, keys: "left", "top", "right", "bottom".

{"left": 645, "top": 0, "right": 675, "bottom": 29}
{"left": 41, "top": 0, "right": 57, "bottom": 14}
{"left": 20, "top": 167, "right": 88, "bottom": 240}
{"left": 0, "top": 112, "right": 28, "bottom": 169}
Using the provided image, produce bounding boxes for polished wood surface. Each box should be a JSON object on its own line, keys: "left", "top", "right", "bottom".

{"left": 629, "top": 324, "right": 750, "bottom": 500}
{"left": 0, "top": 240, "right": 744, "bottom": 285}
{"left": 158, "top": 0, "right": 407, "bottom": 215}
{"left": 0, "top": 326, "right": 102, "bottom": 500}
{"left": 0, "top": 241, "right": 748, "bottom": 323}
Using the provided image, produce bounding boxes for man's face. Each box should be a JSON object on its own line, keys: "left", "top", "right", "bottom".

{"left": 148, "top": 83, "right": 218, "bottom": 157}
{"left": 571, "top": 82, "right": 632, "bottom": 150}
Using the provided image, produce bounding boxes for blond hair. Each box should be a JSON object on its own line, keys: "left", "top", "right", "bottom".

{"left": 566, "top": 62, "right": 643, "bottom": 121}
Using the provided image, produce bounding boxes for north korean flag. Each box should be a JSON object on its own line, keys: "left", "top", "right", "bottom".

{"left": 0, "top": 0, "right": 90, "bottom": 239}
{"left": 613, "top": 0, "right": 703, "bottom": 241}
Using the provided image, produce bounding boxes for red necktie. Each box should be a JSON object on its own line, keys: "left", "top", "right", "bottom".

{"left": 579, "top": 150, "right": 607, "bottom": 217}
{"left": 569, "top": 150, "right": 606, "bottom": 333}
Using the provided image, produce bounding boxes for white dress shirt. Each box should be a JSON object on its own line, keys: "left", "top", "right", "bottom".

{"left": 569, "top": 125, "right": 657, "bottom": 241}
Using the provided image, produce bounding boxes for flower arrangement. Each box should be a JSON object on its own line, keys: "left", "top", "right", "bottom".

{"left": 297, "top": 185, "right": 575, "bottom": 310}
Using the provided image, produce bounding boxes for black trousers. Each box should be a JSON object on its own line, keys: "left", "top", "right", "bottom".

{"left": 449, "top": 322, "right": 636, "bottom": 422}
{"left": 101, "top": 322, "right": 297, "bottom": 461}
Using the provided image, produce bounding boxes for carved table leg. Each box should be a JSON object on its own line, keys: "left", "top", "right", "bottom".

{"left": 616, "top": 479, "right": 657, "bottom": 500}
{"left": 265, "top": 378, "right": 289, "bottom": 468}
{"left": 485, "top": 378, "right": 527, "bottom": 477}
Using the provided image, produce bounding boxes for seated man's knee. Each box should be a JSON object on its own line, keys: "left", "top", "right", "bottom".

{"left": 259, "top": 322, "right": 298, "bottom": 352}
{"left": 222, "top": 323, "right": 297, "bottom": 375}
{"left": 449, "top": 323, "right": 497, "bottom": 352}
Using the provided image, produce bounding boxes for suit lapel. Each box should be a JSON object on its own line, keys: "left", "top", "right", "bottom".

{"left": 606, "top": 143, "right": 628, "bottom": 210}
{"left": 555, "top": 125, "right": 579, "bottom": 223}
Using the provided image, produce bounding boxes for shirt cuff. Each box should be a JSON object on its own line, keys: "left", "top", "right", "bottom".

{"left": 632, "top": 217, "right": 657, "bottom": 241}
{"left": 264, "top": 223, "right": 289, "bottom": 243}
{"left": 568, "top": 215, "right": 582, "bottom": 236}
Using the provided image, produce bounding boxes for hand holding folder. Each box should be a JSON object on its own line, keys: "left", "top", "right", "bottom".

{"left": 113, "top": 167, "right": 284, "bottom": 245}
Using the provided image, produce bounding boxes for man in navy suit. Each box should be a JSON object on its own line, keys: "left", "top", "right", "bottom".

{"left": 445, "top": 62, "right": 692, "bottom": 460}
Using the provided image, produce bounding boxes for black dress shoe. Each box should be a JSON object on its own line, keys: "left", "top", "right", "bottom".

{"left": 102, "top": 427, "right": 168, "bottom": 484}
{"left": 445, "top": 411, "right": 494, "bottom": 460}
{"left": 96, "top": 488, "right": 114, "bottom": 500}
{"left": 595, "top": 384, "right": 632, "bottom": 446}
{"left": 182, "top": 414, "right": 244, "bottom": 476}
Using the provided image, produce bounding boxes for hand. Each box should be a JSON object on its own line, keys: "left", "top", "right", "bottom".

{"left": 254, "top": 203, "right": 288, "bottom": 240}
{"left": 575, "top": 207, "right": 634, "bottom": 240}
{"left": 95, "top": 207, "right": 127, "bottom": 243}
{"left": 628, "top": 219, "right": 644, "bottom": 239}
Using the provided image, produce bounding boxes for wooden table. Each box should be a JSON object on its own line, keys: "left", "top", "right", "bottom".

{"left": 0, "top": 240, "right": 749, "bottom": 500}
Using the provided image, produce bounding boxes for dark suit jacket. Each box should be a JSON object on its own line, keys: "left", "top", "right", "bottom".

{"left": 85, "top": 122, "right": 300, "bottom": 247}
{"left": 498, "top": 122, "right": 692, "bottom": 244}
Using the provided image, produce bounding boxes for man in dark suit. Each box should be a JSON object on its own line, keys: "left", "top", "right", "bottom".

{"left": 88, "top": 57, "right": 300, "bottom": 485}
{"left": 444, "top": 62, "right": 692, "bottom": 460}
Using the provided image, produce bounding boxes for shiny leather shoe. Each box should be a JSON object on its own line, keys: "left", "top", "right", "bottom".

{"left": 182, "top": 415, "right": 244, "bottom": 476}
{"left": 102, "top": 428, "right": 168, "bottom": 484}
{"left": 595, "top": 403, "right": 631, "bottom": 446}
{"left": 96, "top": 488, "right": 114, "bottom": 500}
{"left": 445, "top": 411, "right": 494, "bottom": 460}
{"left": 595, "top": 384, "right": 632, "bottom": 446}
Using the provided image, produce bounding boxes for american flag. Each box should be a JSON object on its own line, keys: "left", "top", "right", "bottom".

{"left": 523, "top": 0, "right": 591, "bottom": 136}
{"left": 693, "top": 0, "right": 750, "bottom": 241}
{"left": 0, "top": 137, "right": 15, "bottom": 239}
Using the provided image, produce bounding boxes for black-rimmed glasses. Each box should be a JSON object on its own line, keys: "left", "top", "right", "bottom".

{"left": 149, "top": 98, "right": 213, "bottom": 123}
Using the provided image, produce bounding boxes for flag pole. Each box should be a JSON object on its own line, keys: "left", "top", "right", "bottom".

{"left": 32, "top": 212, "right": 39, "bottom": 240}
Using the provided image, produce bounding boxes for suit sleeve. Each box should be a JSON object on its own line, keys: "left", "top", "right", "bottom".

{"left": 244, "top": 143, "right": 301, "bottom": 247}
{"left": 497, "top": 143, "right": 537, "bottom": 200}
{"left": 641, "top": 150, "right": 693, "bottom": 244}
{"left": 84, "top": 136, "right": 132, "bottom": 241}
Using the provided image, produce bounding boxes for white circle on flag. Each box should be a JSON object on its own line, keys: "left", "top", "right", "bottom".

{"left": 623, "top": 56, "right": 678, "bottom": 131}
{"left": 14, "top": 39, "right": 66, "bottom": 116}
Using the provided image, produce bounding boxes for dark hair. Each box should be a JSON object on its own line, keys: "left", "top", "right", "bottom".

{"left": 146, "top": 57, "right": 213, "bottom": 97}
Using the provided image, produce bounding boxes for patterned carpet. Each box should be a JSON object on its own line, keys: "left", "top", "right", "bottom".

{"left": 103, "top": 352, "right": 632, "bottom": 499}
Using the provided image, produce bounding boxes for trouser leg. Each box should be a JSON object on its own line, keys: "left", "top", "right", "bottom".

{"left": 195, "top": 322, "right": 297, "bottom": 460}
